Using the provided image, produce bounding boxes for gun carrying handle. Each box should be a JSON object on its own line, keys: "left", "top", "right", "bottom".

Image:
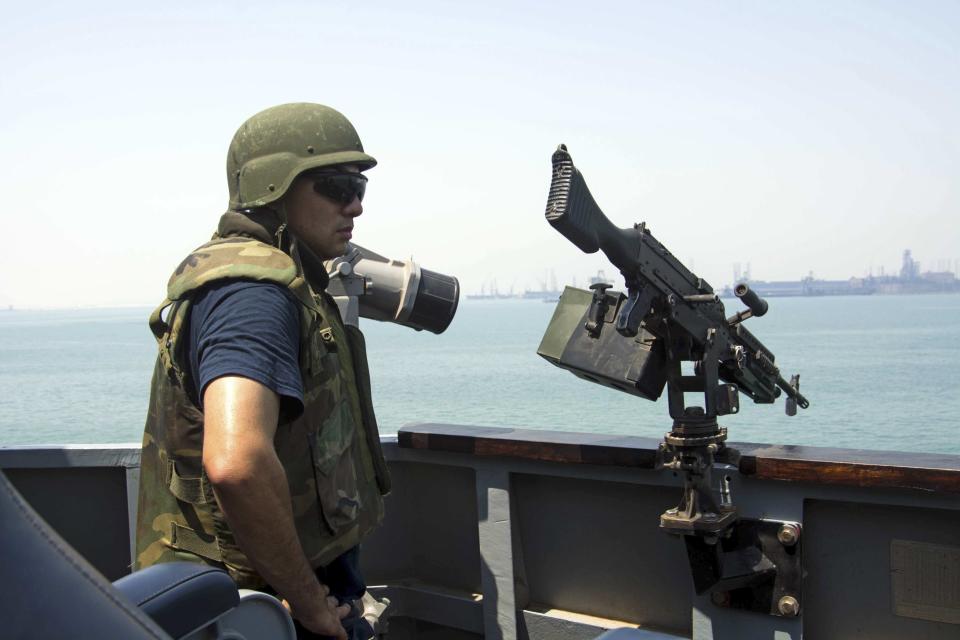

{"left": 734, "top": 283, "right": 768, "bottom": 317}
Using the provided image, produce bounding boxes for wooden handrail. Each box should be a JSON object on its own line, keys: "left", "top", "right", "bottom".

{"left": 398, "top": 423, "right": 960, "bottom": 494}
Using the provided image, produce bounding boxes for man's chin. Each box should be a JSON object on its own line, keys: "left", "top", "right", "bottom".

{"left": 301, "top": 240, "right": 346, "bottom": 261}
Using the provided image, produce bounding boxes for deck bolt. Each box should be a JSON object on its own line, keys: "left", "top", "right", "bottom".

{"left": 778, "top": 595, "right": 800, "bottom": 617}
{"left": 778, "top": 523, "right": 800, "bottom": 546}
{"left": 711, "top": 591, "right": 729, "bottom": 606}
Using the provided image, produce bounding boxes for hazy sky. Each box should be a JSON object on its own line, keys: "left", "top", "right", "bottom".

{"left": 1, "top": 1, "right": 957, "bottom": 308}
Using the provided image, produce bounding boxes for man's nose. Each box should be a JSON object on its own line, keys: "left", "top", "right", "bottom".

{"left": 345, "top": 195, "right": 363, "bottom": 217}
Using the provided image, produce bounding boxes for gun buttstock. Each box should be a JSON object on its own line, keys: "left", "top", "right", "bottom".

{"left": 545, "top": 144, "right": 604, "bottom": 254}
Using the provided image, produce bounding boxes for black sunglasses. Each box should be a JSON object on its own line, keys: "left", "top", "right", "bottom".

{"left": 310, "top": 172, "right": 367, "bottom": 204}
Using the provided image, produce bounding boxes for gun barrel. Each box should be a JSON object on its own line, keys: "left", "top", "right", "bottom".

{"left": 734, "top": 283, "right": 769, "bottom": 317}
{"left": 776, "top": 373, "right": 810, "bottom": 409}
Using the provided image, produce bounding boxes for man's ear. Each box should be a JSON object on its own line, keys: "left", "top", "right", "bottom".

{"left": 273, "top": 200, "right": 288, "bottom": 224}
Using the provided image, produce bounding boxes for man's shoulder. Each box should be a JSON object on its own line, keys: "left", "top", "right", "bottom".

{"left": 195, "top": 280, "right": 298, "bottom": 315}
{"left": 190, "top": 281, "right": 302, "bottom": 368}
{"left": 168, "top": 238, "right": 298, "bottom": 301}
{"left": 188, "top": 280, "right": 305, "bottom": 415}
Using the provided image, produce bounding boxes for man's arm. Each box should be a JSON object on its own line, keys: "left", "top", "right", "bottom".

{"left": 202, "top": 375, "right": 350, "bottom": 639}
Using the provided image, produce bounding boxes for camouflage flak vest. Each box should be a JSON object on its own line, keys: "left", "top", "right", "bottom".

{"left": 134, "top": 237, "right": 390, "bottom": 589}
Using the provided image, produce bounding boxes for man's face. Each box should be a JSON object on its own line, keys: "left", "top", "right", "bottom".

{"left": 284, "top": 165, "right": 364, "bottom": 260}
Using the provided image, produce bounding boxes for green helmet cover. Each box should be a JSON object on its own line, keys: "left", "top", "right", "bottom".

{"left": 227, "top": 103, "right": 377, "bottom": 209}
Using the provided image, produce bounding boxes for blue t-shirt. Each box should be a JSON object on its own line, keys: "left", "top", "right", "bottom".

{"left": 186, "top": 280, "right": 367, "bottom": 594}
{"left": 188, "top": 280, "right": 304, "bottom": 419}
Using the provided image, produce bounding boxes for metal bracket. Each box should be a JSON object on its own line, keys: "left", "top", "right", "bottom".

{"left": 714, "top": 384, "right": 740, "bottom": 416}
{"left": 584, "top": 282, "right": 612, "bottom": 338}
{"left": 701, "top": 519, "right": 803, "bottom": 618}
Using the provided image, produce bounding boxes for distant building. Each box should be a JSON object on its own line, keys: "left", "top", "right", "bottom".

{"left": 922, "top": 271, "right": 957, "bottom": 286}
{"left": 900, "top": 250, "right": 920, "bottom": 281}
{"left": 724, "top": 249, "right": 959, "bottom": 297}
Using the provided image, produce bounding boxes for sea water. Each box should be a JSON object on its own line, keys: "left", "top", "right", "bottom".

{"left": 1, "top": 294, "right": 958, "bottom": 455}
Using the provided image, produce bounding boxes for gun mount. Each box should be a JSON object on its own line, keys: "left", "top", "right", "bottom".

{"left": 539, "top": 144, "right": 810, "bottom": 614}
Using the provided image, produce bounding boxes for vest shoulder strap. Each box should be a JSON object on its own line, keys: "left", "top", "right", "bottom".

{"left": 167, "top": 237, "right": 298, "bottom": 301}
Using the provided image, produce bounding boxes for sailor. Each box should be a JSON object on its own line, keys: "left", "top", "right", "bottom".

{"left": 134, "top": 103, "right": 390, "bottom": 640}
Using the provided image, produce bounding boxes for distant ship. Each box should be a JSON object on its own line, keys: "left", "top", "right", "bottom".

{"left": 589, "top": 270, "right": 612, "bottom": 287}
{"left": 721, "top": 250, "right": 960, "bottom": 298}
{"left": 466, "top": 280, "right": 516, "bottom": 300}
{"left": 522, "top": 269, "right": 562, "bottom": 301}
{"left": 469, "top": 271, "right": 617, "bottom": 301}
{"left": 719, "top": 275, "right": 876, "bottom": 298}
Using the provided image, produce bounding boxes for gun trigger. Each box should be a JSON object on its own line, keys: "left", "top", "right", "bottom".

{"left": 616, "top": 292, "right": 638, "bottom": 337}
{"left": 616, "top": 286, "right": 652, "bottom": 338}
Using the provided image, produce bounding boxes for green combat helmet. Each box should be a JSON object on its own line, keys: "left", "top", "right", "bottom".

{"left": 227, "top": 103, "right": 377, "bottom": 209}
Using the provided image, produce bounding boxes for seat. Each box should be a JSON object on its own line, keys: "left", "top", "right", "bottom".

{"left": 113, "top": 561, "right": 239, "bottom": 638}
{"left": 0, "top": 468, "right": 294, "bottom": 639}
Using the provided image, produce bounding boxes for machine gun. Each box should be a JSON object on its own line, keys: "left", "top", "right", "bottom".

{"left": 539, "top": 144, "right": 810, "bottom": 611}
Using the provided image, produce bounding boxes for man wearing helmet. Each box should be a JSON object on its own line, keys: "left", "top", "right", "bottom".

{"left": 134, "top": 103, "right": 390, "bottom": 639}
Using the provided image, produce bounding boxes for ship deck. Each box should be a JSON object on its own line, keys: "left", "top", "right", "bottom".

{"left": 2, "top": 424, "right": 959, "bottom": 639}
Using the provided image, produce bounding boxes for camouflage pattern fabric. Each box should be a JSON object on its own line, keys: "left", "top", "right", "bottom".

{"left": 135, "top": 236, "right": 386, "bottom": 589}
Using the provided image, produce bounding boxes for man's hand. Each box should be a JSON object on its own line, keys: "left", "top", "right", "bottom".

{"left": 283, "top": 585, "right": 351, "bottom": 639}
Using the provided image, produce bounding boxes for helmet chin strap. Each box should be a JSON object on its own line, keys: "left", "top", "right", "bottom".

{"left": 271, "top": 201, "right": 312, "bottom": 283}
{"left": 276, "top": 222, "right": 290, "bottom": 251}
{"left": 264, "top": 201, "right": 290, "bottom": 251}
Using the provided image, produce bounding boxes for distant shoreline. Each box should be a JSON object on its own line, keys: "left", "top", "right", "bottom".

{"left": 0, "top": 304, "right": 154, "bottom": 313}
